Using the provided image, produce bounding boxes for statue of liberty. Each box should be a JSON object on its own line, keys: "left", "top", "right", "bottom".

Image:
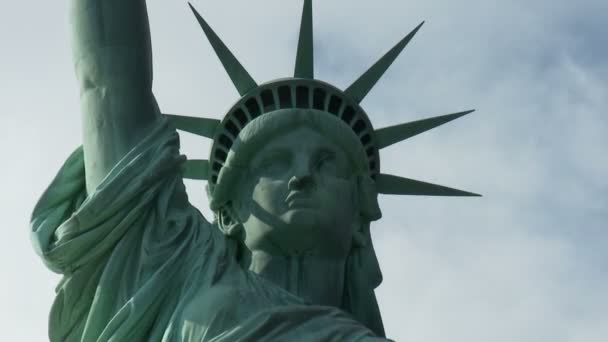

{"left": 30, "top": 0, "right": 478, "bottom": 340}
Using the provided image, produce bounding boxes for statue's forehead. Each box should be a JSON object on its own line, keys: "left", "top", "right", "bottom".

{"left": 249, "top": 126, "right": 350, "bottom": 167}
{"left": 253, "top": 126, "right": 343, "bottom": 157}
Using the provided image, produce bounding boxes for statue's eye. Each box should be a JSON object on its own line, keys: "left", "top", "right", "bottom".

{"left": 316, "top": 152, "right": 337, "bottom": 174}
{"left": 254, "top": 152, "right": 290, "bottom": 177}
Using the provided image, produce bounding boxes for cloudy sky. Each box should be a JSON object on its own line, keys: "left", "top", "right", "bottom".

{"left": 1, "top": 0, "right": 606, "bottom": 340}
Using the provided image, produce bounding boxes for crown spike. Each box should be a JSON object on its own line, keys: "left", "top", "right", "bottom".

{"left": 294, "top": 0, "right": 314, "bottom": 78}
{"left": 345, "top": 21, "right": 424, "bottom": 104}
{"left": 164, "top": 114, "right": 220, "bottom": 139}
{"left": 183, "top": 159, "right": 211, "bottom": 180}
{"left": 376, "top": 174, "right": 481, "bottom": 197}
{"left": 189, "top": 3, "right": 258, "bottom": 96}
{"left": 375, "top": 110, "right": 474, "bottom": 149}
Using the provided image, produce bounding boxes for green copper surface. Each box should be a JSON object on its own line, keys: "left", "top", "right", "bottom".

{"left": 30, "top": 0, "right": 479, "bottom": 341}
{"left": 294, "top": 0, "right": 314, "bottom": 78}
{"left": 375, "top": 109, "right": 475, "bottom": 149}
{"left": 345, "top": 21, "right": 424, "bottom": 104}
{"left": 165, "top": 114, "right": 220, "bottom": 139}
{"left": 189, "top": 3, "right": 258, "bottom": 96}
{"left": 183, "top": 159, "right": 210, "bottom": 180}
{"left": 376, "top": 174, "right": 482, "bottom": 197}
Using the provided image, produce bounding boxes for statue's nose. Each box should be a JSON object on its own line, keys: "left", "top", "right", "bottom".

{"left": 287, "top": 174, "right": 313, "bottom": 190}
{"left": 288, "top": 163, "right": 313, "bottom": 190}
{"left": 288, "top": 154, "right": 314, "bottom": 190}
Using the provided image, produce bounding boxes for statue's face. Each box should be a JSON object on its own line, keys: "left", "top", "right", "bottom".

{"left": 233, "top": 126, "right": 359, "bottom": 257}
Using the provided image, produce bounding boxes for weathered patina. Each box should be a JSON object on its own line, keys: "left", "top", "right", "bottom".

{"left": 31, "top": 1, "right": 478, "bottom": 340}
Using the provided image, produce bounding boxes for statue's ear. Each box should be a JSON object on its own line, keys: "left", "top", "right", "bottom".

{"left": 217, "top": 203, "right": 243, "bottom": 237}
{"left": 357, "top": 175, "right": 382, "bottom": 222}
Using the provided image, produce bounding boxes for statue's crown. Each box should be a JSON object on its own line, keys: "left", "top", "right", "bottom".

{"left": 166, "top": 1, "right": 480, "bottom": 198}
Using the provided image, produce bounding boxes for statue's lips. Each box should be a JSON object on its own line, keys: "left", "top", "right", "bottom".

{"left": 285, "top": 193, "right": 315, "bottom": 208}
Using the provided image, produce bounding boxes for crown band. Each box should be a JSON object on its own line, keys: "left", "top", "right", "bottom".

{"left": 208, "top": 78, "right": 379, "bottom": 185}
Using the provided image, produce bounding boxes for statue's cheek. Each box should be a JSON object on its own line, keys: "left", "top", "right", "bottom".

{"left": 319, "top": 177, "right": 355, "bottom": 201}
{"left": 251, "top": 178, "right": 290, "bottom": 213}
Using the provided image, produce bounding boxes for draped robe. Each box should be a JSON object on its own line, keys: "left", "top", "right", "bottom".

{"left": 30, "top": 121, "right": 387, "bottom": 342}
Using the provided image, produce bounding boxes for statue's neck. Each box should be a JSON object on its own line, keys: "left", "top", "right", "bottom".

{"left": 249, "top": 251, "right": 347, "bottom": 308}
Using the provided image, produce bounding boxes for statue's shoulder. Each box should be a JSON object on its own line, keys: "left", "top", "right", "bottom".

{"left": 179, "top": 272, "right": 265, "bottom": 335}
{"left": 179, "top": 262, "right": 299, "bottom": 322}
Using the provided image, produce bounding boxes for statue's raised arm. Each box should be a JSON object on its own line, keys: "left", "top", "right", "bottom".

{"left": 72, "top": 0, "right": 159, "bottom": 193}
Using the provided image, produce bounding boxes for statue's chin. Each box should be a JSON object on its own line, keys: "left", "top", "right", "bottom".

{"left": 256, "top": 210, "right": 320, "bottom": 255}
{"left": 244, "top": 209, "right": 351, "bottom": 257}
